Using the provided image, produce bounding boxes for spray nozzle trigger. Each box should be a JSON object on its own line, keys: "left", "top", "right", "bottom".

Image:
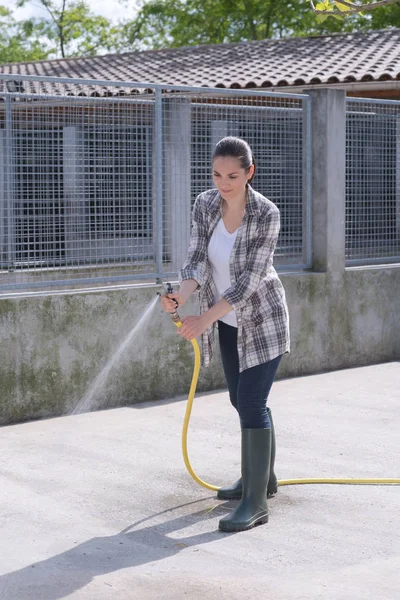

{"left": 157, "top": 282, "right": 179, "bottom": 311}
{"left": 164, "top": 282, "right": 174, "bottom": 296}
{"left": 165, "top": 283, "right": 179, "bottom": 309}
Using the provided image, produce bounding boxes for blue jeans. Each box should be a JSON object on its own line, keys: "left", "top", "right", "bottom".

{"left": 218, "top": 320, "right": 282, "bottom": 429}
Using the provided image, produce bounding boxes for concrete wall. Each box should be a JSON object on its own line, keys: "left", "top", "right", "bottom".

{"left": 1, "top": 88, "right": 399, "bottom": 425}
{"left": 0, "top": 267, "right": 399, "bottom": 425}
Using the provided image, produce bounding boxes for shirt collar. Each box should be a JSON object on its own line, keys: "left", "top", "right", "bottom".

{"left": 209, "top": 185, "right": 260, "bottom": 218}
{"left": 245, "top": 185, "right": 261, "bottom": 216}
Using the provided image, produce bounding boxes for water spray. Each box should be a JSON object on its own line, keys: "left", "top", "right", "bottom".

{"left": 158, "top": 281, "right": 400, "bottom": 493}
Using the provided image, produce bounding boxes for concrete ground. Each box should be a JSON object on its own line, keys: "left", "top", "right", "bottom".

{"left": 0, "top": 362, "right": 399, "bottom": 600}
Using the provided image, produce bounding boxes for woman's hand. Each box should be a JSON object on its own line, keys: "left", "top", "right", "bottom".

{"left": 160, "top": 292, "right": 185, "bottom": 314}
{"left": 177, "top": 315, "right": 209, "bottom": 341}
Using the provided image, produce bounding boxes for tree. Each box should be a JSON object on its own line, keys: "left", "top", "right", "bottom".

{"left": 124, "top": 0, "right": 364, "bottom": 50}
{"left": 311, "top": 0, "right": 400, "bottom": 22}
{"left": 2, "top": 0, "right": 398, "bottom": 66}
{"left": 16, "top": 0, "right": 125, "bottom": 58}
{"left": 0, "top": 5, "right": 53, "bottom": 63}
{"left": 366, "top": 0, "right": 400, "bottom": 26}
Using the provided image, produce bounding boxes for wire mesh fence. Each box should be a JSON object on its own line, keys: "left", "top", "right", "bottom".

{"left": 189, "top": 97, "right": 309, "bottom": 269}
{"left": 346, "top": 98, "right": 400, "bottom": 265}
{"left": 0, "top": 75, "right": 311, "bottom": 291}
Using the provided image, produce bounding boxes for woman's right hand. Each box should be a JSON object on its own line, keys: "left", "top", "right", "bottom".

{"left": 160, "top": 292, "right": 184, "bottom": 314}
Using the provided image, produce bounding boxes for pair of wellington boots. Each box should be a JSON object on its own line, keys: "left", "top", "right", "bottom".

{"left": 218, "top": 426, "right": 272, "bottom": 532}
{"left": 217, "top": 407, "right": 278, "bottom": 501}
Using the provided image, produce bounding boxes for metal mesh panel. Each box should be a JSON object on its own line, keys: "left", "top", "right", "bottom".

{"left": 0, "top": 81, "right": 155, "bottom": 289}
{"left": 187, "top": 94, "right": 309, "bottom": 268}
{"left": 346, "top": 98, "right": 400, "bottom": 265}
{"left": 0, "top": 75, "right": 311, "bottom": 291}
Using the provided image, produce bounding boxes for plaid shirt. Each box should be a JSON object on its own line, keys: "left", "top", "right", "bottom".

{"left": 179, "top": 185, "right": 290, "bottom": 372}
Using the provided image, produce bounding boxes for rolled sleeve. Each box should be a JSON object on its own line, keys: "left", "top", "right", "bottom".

{"left": 178, "top": 194, "right": 208, "bottom": 290}
{"left": 221, "top": 208, "right": 280, "bottom": 311}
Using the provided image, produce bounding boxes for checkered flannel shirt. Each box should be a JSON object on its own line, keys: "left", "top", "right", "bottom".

{"left": 179, "top": 185, "right": 290, "bottom": 372}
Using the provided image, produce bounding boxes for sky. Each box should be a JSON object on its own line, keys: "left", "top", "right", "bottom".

{"left": 1, "top": 0, "right": 139, "bottom": 22}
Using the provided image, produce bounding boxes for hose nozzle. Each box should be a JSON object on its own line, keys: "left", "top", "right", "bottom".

{"left": 157, "top": 282, "right": 181, "bottom": 324}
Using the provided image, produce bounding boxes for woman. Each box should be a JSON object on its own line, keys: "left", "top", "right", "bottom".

{"left": 160, "top": 137, "right": 290, "bottom": 532}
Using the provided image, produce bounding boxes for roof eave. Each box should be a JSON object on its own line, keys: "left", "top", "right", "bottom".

{"left": 266, "top": 80, "right": 400, "bottom": 93}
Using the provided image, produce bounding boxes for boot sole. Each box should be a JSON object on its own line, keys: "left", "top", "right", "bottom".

{"left": 218, "top": 512, "right": 269, "bottom": 532}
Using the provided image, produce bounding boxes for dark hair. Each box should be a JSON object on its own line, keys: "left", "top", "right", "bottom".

{"left": 212, "top": 136, "right": 256, "bottom": 184}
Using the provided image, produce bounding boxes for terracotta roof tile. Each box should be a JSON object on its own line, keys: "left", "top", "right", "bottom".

{"left": 0, "top": 28, "right": 399, "bottom": 95}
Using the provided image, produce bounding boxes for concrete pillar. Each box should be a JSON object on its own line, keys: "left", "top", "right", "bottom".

{"left": 0, "top": 131, "right": 6, "bottom": 266}
{"left": 309, "top": 89, "right": 346, "bottom": 273}
{"left": 63, "top": 126, "right": 86, "bottom": 262}
{"left": 164, "top": 99, "right": 192, "bottom": 272}
{"left": 396, "top": 118, "right": 400, "bottom": 238}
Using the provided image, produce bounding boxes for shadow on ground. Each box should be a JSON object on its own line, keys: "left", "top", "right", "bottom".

{"left": 0, "top": 499, "right": 235, "bottom": 600}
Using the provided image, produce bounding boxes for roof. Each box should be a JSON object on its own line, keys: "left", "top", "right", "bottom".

{"left": 0, "top": 28, "right": 399, "bottom": 96}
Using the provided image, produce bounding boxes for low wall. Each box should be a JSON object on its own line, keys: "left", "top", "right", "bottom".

{"left": 1, "top": 266, "right": 399, "bottom": 425}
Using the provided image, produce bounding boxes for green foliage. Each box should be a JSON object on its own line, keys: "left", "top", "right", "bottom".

{"left": 313, "top": 0, "right": 400, "bottom": 22}
{"left": 0, "top": 5, "right": 53, "bottom": 63}
{"left": 314, "top": 0, "right": 360, "bottom": 23}
{"left": 365, "top": 0, "right": 400, "bottom": 27}
{"left": 0, "top": 0, "right": 398, "bottom": 65}
{"left": 51, "top": 1, "right": 125, "bottom": 56}
{"left": 12, "top": 0, "right": 126, "bottom": 59}
{"left": 123, "top": 0, "right": 366, "bottom": 50}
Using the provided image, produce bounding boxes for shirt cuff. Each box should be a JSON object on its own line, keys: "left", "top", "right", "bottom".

{"left": 179, "top": 267, "right": 202, "bottom": 290}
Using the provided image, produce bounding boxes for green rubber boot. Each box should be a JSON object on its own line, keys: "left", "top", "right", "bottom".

{"left": 219, "top": 428, "right": 271, "bottom": 532}
{"left": 267, "top": 407, "right": 278, "bottom": 496}
{"left": 217, "top": 407, "right": 277, "bottom": 500}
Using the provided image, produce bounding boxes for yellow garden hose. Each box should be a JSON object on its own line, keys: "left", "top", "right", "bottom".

{"left": 174, "top": 318, "right": 400, "bottom": 492}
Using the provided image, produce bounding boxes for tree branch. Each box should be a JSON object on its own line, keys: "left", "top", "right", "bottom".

{"left": 264, "top": 0, "right": 279, "bottom": 38}
{"left": 311, "top": 0, "right": 400, "bottom": 16}
{"left": 40, "top": 0, "right": 58, "bottom": 26}
{"left": 59, "top": 0, "right": 66, "bottom": 59}
{"left": 242, "top": 0, "right": 259, "bottom": 40}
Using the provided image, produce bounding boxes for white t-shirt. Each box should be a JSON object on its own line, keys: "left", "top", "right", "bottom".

{"left": 208, "top": 217, "right": 238, "bottom": 328}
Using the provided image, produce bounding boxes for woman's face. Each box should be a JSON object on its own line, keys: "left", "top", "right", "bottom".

{"left": 212, "top": 156, "right": 254, "bottom": 201}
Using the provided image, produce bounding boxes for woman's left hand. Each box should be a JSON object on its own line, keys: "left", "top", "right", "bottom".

{"left": 177, "top": 315, "right": 209, "bottom": 340}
